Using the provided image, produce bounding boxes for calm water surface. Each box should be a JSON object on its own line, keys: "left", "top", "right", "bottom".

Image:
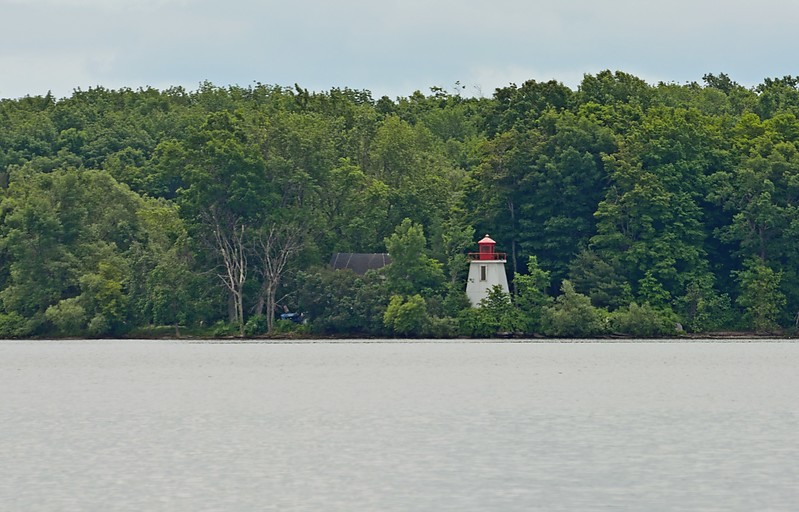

{"left": 1, "top": 340, "right": 798, "bottom": 511}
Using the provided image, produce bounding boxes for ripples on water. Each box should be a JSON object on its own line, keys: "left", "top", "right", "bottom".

{"left": 1, "top": 340, "right": 798, "bottom": 511}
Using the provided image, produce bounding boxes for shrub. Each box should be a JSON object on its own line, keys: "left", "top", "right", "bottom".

{"left": 542, "top": 280, "right": 608, "bottom": 337}
{"left": 428, "top": 316, "right": 459, "bottom": 338}
{"left": 45, "top": 298, "right": 86, "bottom": 336}
{"left": 0, "top": 312, "right": 32, "bottom": 339}
{"left": 609, "top": 302, "right": 678, "bottom": 337}
{"left": 244, "top": 315, "right": 268, "bottom": 337}
{"left": 272, "top": 319, "right": 307, "bottom": 335}
{"left": 211, "top": 320, "right": 238, "bottom": 337}
{"left": 383, "top": 294, "right": 430, "bottom": 337}
{"left": 457, "top": 307, "right": 495, "bottom": 337}
{"left": 87, "top": 314, "right": 110, "bottom": 337}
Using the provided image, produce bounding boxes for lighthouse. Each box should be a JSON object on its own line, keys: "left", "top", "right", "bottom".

{"left": 465, "top": 235, "right": 510, "bottom": 307}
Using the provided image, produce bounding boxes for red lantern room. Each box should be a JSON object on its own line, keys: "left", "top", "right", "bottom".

{"left": 477, "top": 235, "right": 496, "bottom": 260}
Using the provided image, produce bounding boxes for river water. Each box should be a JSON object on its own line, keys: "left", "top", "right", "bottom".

{"left": 1, "top": 339, "right": 798, "bottom": 511}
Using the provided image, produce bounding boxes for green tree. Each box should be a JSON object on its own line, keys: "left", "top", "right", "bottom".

{"left": 708, "top": 114, "right": 799, "bottom": 321}
{"left": 178, "top": 111, "right": 271, "bottom": 335}
{"left": 0, "top": 312, "right": 30, "bottom": 339}
{"left": 0, "top": 169, "right": 148, "bottom": 336}
{"left": 676, "top": 277, "right": 732, "bottom": 333}
{"left": 457, "top": 285, "right": 521, "bottom": 337}
{"left": 513, "top": 256, "right": 552, "bottom": 333}
{"left": 542, "top": 280, "right": 608, "bottom": 337}
{"left": 439, "top": 204, "right": 475, "bottom": 286}
{"left": 488, "top": 79, "right": 573, "bottom": 134}
{"left": 383, "top": 219, "right": 445, "bottom": 296}
{"left": 45, "top": 298, "right": 86, "bottom": 336}
{"left": 568, "top": 249, "right": 632, "bottom": 309}
{"left": 479, "top": 285, "right": 524, "bottom": 334}
{"left": 383, "top": 294, "right": 430, "bottom": 337}
{"left": 591, "top": 107, "right": 718, "bottom": 307}
{"left": 470, "top": 110, "right": 615, "bottom": 280}
{"left": 369, "top": 115, "right": 459, "bottom": 232}
{"left": 609, "top": 302, "right": 677, "bottom": 337}
{"left": 134, "top": 204, "right": 197, "bottom": 334}
{"left": 78, "top": 256, "right": 130, "bottom": 336}
{"left": 296, "top": 267, "right": 363, "bottom": 334}
{"left": 735, "top": 258, "right": 786, "bottom": 331}
{"left": 317, "top": 158, "right": 390, "bottom": 252}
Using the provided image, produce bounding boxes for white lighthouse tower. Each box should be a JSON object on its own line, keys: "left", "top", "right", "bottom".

{"left": 465, "top": 235, "right": 510, "bottom": 307}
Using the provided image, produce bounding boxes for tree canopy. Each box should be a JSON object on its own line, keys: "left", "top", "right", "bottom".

{"left": 4, "top": 74, "right": 799, "bottom": 338}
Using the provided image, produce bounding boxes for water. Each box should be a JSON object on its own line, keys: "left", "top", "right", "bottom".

{"left": 1, "top": 340, "right": 798, "bottom": 511}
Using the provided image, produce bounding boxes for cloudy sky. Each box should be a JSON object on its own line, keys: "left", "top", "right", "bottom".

{"left": 1, "top": 0, "right": 797, "bottom": 100}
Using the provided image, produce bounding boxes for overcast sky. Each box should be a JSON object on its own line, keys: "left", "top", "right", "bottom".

{"left": 1, "top": 0, "right": 797, "bottom": 100}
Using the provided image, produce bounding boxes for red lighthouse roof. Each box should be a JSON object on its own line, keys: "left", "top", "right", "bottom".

{"left": 468, "top": 235, "right": 506, "bottom": 261}
{"left": 476, "top": 234, "right": 500, "bottom": 260}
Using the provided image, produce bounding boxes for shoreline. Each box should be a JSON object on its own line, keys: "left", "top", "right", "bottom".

{"left": 5, "top": 331, "right": 796, "bottom": 342}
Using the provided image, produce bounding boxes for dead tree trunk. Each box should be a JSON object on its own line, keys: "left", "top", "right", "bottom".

{"left": 206, "top": 209, "right": 248, "bottom": 336}
{"left": 253, "top": 223, "right": 304, "bottom": 334}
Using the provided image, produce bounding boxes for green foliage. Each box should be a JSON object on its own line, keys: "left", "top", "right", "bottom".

{"left": 457, "top": 307, "right": 497, "bottom": 338}
{"left": 296, "top": 267, "right": 363, "bottom": 334}
{"left": 78, "top": 257, "right": 130, "bottom": 336}
{"left": 0, "top": 169, "right": 152, "bottom": 336}
{"left": 489, "top": 79, "right": 573, "bottom": 133}
{"left": 45, "top": 298, "right": 86, "bottom": 336}
{"left": 542, "top": 280, "right": 608, "bottom": 337}
{"left": 0, "top": 312, "right": 32, "bottom": 339}
{"left": 470, "top": 106, "right": 616, "bottom": 280}
{"left": 5, "top": 74, "right": 799, "bottom": 337}
{"left": 637, "top": 271, "right": 672, "bottom": 310}
{"left": 428, "top": 315, "right": 460, "bottom": 338}
{"left": 442, "top": 283, "right": 472, "bottom": 318}
{"left": 383, "top": 218, "right": 445, "bottom": 296}
{"left": 296, "top": 267, "right": 391, "bottom": 336}
{"left": 609, "top": 302, "right": 678, "bottom": 338}
{"left": 676, "top": 278, "right": 733, "bottom": 333}
{"left": 480, "top": 285, "right": 525, "bottom": 334}
{"left": 568, "top": 250, "right": 632, "bottom": 309}
{"left": 456, "top": 285, "right": 523, "bottom": 337}
{"left": 272, "top": 318, "right": 306, "bottom": 335}
{"left": 514, "top": 256, "right": 552, "bottom": 333}
{"left": 735, "top": 258, "right": 786, "bottom": 332}
{"left": 350, "top": 272, "right": 394, "bottom": 336}
{"left": 87, "top": 314, "right": 111, "bottom": 338}
{"left": 319, "top": 158, "right": 389, "bottom": 252}
{"left": 383, "top": 294, "right": 430, "bottom": 337}
{"left": 211, "top": 320, "right": 239, "bottom": 338}
{"left": 439, "top": 207, "right": 475, "bottom": 286}
{"left": 244, "top": 315, "right": 268, "bottom": 337}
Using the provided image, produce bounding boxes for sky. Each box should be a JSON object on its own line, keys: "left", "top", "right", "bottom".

{"left": 1, "top": 0, "right": 798, "bottom": 100}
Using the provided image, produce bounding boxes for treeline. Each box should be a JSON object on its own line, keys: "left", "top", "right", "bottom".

{"left": 2, "top": 71, "right": 799, "bottom": 338}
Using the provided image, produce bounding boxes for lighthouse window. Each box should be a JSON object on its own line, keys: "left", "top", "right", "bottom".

{"left": 480, "top": 265, "right": 487, "bottom": 281}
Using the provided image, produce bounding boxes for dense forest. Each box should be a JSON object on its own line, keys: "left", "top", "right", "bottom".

{"left": 3, "top": 71, "right": 799, "bottom": 338}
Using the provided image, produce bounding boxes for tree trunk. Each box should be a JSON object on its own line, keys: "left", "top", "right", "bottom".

{"left": 253, "top": 223, "right": 304, "bottom": 336}
{"left": 265, "top": 283, "right": 276, "bottom": 334}
{"left": 235, "top": 288, "right": 245, "bottom": 336}
{"left": 207, "top": 210, "right": 248, "bottom": 337}
{"left": 254, "top": 276, "right": 271, "bottom": 318}
{"left": 228, "top": 291, "right": 237, "bottom": 323}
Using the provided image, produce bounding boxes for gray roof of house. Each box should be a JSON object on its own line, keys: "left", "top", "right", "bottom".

{"left": 329, "top": 253, "right": 391, "bottom": 275}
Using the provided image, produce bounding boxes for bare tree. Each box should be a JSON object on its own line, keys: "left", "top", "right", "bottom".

{"left": 206, "top": 208, "right": 248, "bottom": 336}
{"left": 252, "top": 222, "right": 305, "bottom": 334}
